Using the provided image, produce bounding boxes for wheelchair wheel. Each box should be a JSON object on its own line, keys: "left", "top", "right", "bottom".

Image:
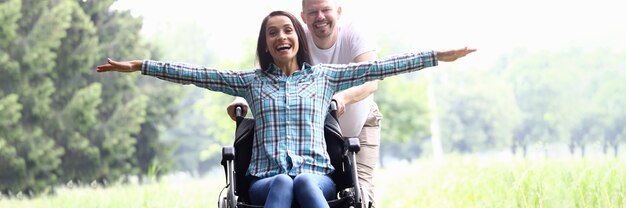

{"left": 218, "top": 187, "right": 237, "bottom": 208}
{"left": 217, "top": 189, "right": 227, "bottom": 208}
{"left": 218, "top": 198, "right": 228, "bottom": 208}
{"left": 359, "top": 186, "right": 371, "bottom": 208}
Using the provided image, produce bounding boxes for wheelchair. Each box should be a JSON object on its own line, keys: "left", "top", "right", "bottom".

{"left": 218, "top": 101, "right": 371, "bottom": 208}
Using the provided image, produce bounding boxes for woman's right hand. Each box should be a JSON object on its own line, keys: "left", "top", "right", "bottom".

{"left": 96, "top": 58, "right": 143, "bottom": 73}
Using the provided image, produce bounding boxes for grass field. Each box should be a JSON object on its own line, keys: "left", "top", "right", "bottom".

{"left": 2, "top": 155, "right": 625, "bottom": 208}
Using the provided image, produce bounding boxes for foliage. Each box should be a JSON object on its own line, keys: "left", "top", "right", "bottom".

{"left": 376, "top": 75, "right": 430, "bottom": 160}
{"left": 151, "top": 26, "right": 258, "bottom": 175}
{"left": 371, "top": 46, "right": 626, "bottom": 159}
{"left": 500, "top": 48, "right": 626, "bottom": 157}
{"left": 438, "top": 68, "right": 522, "bottom": 153}
{"left": 0, "top": 0, "right": 181, "bottom": 195}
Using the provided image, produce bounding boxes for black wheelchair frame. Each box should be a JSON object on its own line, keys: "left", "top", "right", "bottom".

{"left": 218, "top": 101, "right": 369, "bottom": 208}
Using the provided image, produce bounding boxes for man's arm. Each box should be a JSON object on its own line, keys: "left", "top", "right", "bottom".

{"left": 332, "top": 51, "right": 378, "bottom": 116}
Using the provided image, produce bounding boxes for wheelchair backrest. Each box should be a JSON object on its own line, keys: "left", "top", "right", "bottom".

{"left": 231, "top": 111, "right": 355, "bottom": 201}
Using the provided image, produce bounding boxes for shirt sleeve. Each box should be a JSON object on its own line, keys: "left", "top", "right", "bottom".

{"left": 141, "top": 60, "right": 255, "bottom": 97}
{"left": 323, "top": 50, "right": 438, "bottom": 92}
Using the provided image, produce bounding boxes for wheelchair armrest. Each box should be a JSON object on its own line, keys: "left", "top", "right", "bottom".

{"left": 222, "top": 146, "right": 235, "bottom": 161}
{"left": 347, "top": 137, "right": 360, "bottom": 153}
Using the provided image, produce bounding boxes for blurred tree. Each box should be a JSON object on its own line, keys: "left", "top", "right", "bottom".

{"left": 375, "top": 75, "right": 430, "bottom": 164}
{"left": 151, "top": 25, "right": 258, "bottom": 175}
{"left": 438, "top": 68, "right": 521, "bottom": 154}
{"left": 0, "top": 0, "right": 23, "bottom": 194}
{"left": 85, "top": 0, "right": 182, "bottom": 183}
{"left": 501, "top": 48, "right": 626, "bottom": 157}
{"left": 502, "top": 49, "right": 564, "bottom": 157}
{"left": 133, "top": 82, "right": 181, "bottom": 182}
{"left": 0, "top": 0, "right": 181, "bottom": 195}
{"left": 57, "top": 84, "right": 103, "bottom": 183}
{"left": 0, "top": 94, "right": 25, "bottom": 194}
{"left": 372, "top": 36, "right": 432, "bottom": 164}
{"left": 0, "top": 0, "right": 70, "bottom": 194}
{"left": 594, "top": 50, "right": 626, "bottom": 157}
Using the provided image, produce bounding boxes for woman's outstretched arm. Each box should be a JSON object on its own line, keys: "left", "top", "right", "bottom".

{"left": 96, "top": 58, "right": 256, "bottom": 98}
{"left": 325, "top": 47, "right": 477, "bottom": 92}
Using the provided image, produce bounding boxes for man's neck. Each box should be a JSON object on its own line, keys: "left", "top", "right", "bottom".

{"left": 312, "top": 31, "right": 338, "bottom": 50}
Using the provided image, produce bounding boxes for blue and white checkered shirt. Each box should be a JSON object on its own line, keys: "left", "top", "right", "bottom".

{"left": 142, "top": 51, "right": 437, "bottom": 178}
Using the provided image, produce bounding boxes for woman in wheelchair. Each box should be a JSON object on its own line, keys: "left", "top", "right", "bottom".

{"left": 96, "top": 10, "right": 475, "bottom": 208}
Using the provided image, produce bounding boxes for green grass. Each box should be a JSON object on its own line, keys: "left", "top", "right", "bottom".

{"left": 0, "top": 176, "right": 224, "bottom": 208}
{"left": 2, "top": 156, "right": 625, "bottom": 208}
{"left": 376, "top": 155, "right": 626, "bottom": 208}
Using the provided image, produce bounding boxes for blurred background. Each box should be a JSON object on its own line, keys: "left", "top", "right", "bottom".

{"left": 1, "top": 0, "right": 625, "bottom": 198}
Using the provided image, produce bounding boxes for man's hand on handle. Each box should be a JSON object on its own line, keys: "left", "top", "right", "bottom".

{"left": 227, "top": 97, "right": 249, "bottom": 121}
{"left": 331, "top": 94, "right": 346, "bottom": 117}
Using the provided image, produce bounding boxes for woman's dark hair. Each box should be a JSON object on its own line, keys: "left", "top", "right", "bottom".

{"left": 256, "top": 10, "right": 311, "bottom": 70}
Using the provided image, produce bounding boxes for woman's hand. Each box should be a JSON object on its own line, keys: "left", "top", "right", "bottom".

{"left": 435, "top": 47, "right": 477, "bottom": 62}
{"left": 96, "top": 58, "right": 143, "bottom": 73}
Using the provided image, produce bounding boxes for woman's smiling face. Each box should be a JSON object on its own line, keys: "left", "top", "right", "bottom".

{"left": 265, "top": 15, "right": 299, "bottom": 66}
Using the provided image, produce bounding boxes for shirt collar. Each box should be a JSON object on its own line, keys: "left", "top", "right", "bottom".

{"left": 266, "top": 62, "right": 313, "bottom": 76}
{"left": 301, "top": 62, "right": 313, "bottom": 73}
{"left": 266, "top": 63, "right": 281, "bottom": 75}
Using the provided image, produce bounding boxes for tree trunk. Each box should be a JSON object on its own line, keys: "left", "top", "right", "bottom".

{"left": 511, "top": 144, "right": 517, "bottom": 155}
{"left": 580, "top": 145, "right": 586, "bottom": 157}
{"left": 427, "top": 71, "right": 443, "bottom": 162}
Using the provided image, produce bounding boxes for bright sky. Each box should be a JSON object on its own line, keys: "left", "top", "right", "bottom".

{"left": 112, "top": 0, "right": 625, "bottom": 66}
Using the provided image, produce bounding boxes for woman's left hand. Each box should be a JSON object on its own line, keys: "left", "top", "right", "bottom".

{"left": 435, "top": 47, "right": 477, "bottom": 62}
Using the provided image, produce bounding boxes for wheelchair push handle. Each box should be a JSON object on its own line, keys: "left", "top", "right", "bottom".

{"left": 235, "top": 105, "right": 243, "bottom": 117}
{"left": 235, "top": 105, "right": 245, "bottom": 126}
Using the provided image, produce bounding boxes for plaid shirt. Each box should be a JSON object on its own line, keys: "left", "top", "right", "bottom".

{"left": 142, "top": 51, "right": 437, "bottom": 178}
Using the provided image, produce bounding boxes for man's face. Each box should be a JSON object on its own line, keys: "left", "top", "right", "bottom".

{"left": 301, "top": 0, "right": 341, "bottom": 40}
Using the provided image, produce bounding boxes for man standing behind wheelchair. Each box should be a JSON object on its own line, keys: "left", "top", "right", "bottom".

{"left": 96, "top": 10, "right": 475, "bottom": 208}
{"left": 227, "top": 0, "right": 383, "bottom": 206}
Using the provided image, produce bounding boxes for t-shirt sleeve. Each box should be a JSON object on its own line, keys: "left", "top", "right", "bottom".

{"left": 343, "top": 21, "right": 379, "bottom": 61}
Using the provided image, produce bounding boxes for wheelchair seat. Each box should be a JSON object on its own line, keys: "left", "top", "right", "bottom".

{"left": 219, "top": 103, "right": 367, "bottom": 208}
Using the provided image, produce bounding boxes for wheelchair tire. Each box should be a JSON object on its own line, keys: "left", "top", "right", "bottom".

{"left": 359, "top": 186, "right": 371, "bottom": 208}
{"left": 217, "top": 188, "right": 235, "bottom": 208}
{"left": 218, "top": 196, "right": 226, "bottom": 208}
{"left": 218, "top": 191, "right": 227, "bottom": 208}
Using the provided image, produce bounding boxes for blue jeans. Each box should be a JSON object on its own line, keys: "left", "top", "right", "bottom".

{"left": 249, "top": 173, "right": 336, "bottom": 208}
